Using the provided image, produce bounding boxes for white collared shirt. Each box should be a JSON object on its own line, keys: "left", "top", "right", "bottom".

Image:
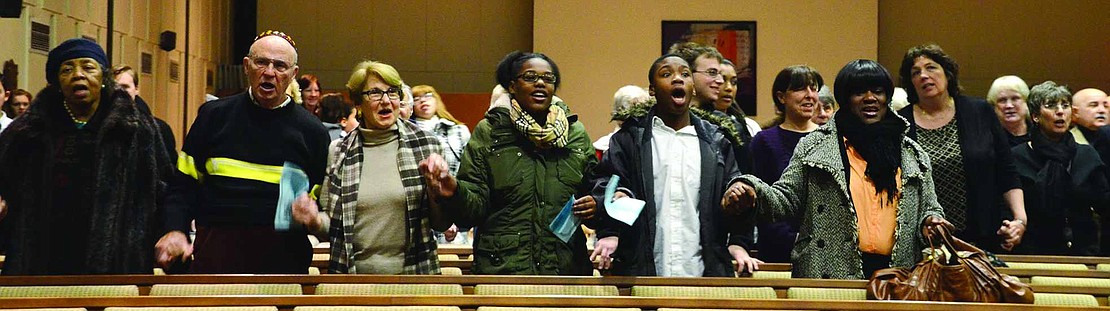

{"left": 0, "top": 111, "right": 12, "bottom": 133}
{"left": 649, "top": 116, "right": 703, "bottom": 277}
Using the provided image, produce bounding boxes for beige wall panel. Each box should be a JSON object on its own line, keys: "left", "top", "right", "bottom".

{"left": 878, "top": 0, "right": 1110, "bottom": 100}
{"left": 89, "top": 0, "right": 106, "bottom": 27}
{"left": 368, "top": 0, "right": 426, "bottom": 71}
{"left": 0, "top": 10, "right": 25, "bottom": 72}
{"left": 297, "top": 2, "right": 369, "bottom": 88}
{"left": 425, "top": 0, "right": 477, "bottom": 73}
{"left": 173, "top": 0, "right": 184, "bottom": 53}
{"left": 133, "top": 0, "right": 148, "bottom": 40}
{"left": 476, "top": 0, "right": 532, "bottom": 78}
{"left": 112, "top": 0, "right": 131, "bottom": 34}
{"left": 57, "top": 16, "right": 78, "bottom": 40}
{"left": 41, "top": 0, "right": 66, "bottom": 14}
{"left": 70, "top": 0, "right": 88, "bottom": 22}
{"left": 535, "top": 0, "right": 877, "bottom": 139}
{"left": 259, "top": 0, "right": 531, "bottom": 94}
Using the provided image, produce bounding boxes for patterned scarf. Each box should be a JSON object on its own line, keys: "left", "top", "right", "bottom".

{"left": 509, "top": 98, "right": 569, "bottom": 149}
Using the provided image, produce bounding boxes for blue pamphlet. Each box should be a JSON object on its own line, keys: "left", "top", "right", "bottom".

{"left": 549, "top": 196, "right": 580, "bottom": 243}
{"left": 275, "top": 162, "right": 309, "bottom": 232}
{"left": 603, "top": 174, "right": 646, "bottom": 226}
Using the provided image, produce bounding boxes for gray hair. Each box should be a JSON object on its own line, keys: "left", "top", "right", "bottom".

{"left": 817, "top": 85, "right": 836, "bottom": 107}
{"left": 401, "top": 83, "right": 414, "bottom": 108}
{"left": 612, "top": 85, "right": 649, "bottom": 117}
{"left": 1027, "top": 80, "right": 1071, "bottom": 114}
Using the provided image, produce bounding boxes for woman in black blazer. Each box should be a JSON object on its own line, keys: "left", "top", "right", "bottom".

{"left": 896, "top": 44, "right": 1027, "bottom": 252}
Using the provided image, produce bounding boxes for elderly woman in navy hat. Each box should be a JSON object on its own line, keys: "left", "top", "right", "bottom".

{"left": 0, "top": 38, "right": 175, "bottom": 275}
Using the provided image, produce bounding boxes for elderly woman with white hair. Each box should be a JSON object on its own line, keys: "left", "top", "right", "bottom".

{"left": 988, "top": 75, "right": 1032, "bottom": 146}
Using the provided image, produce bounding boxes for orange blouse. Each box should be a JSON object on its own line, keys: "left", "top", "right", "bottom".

{"left": 845, "top": 141, "right": 901, "bottom": 256}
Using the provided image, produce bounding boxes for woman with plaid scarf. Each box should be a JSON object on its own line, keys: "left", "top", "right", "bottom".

{"left": 420, "top": 51, "right": 599, "bottom": 275}
{"left": 297, "top": 60, "right": 451, "bottom": 274}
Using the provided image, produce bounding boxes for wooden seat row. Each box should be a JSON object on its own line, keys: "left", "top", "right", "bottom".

{"left": 1, "top": 294, "right": 1104, "bottom": 310}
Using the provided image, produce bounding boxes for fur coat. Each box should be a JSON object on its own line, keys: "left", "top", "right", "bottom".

{"left": 0, "top": 85, "right": 172, "bottom": 275}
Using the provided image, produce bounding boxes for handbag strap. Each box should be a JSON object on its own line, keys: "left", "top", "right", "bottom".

{"left": 929, "top": 225, "right": 966, "bottom": 265}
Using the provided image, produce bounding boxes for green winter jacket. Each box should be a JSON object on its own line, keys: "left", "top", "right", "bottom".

{"left": 444, "top": 101, "right": 597, "bottom": 275}
{"left": 738, "top": 116, "right": 944, "bottom": 279}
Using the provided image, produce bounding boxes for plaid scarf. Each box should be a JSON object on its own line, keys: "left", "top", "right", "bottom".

{"left": 318, "top": 120, "right": 442, "bottom": 274}
{"left": 509, "top": 98, "right": 569, "bottom": 149}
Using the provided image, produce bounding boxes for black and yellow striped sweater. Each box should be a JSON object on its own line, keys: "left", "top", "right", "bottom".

{"left": 166, "top": 92, "right": 329, "bottom": 231}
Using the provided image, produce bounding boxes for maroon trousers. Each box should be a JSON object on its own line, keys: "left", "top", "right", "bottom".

{"left": 190, "top": 226, "right": 312, "bottom": 274}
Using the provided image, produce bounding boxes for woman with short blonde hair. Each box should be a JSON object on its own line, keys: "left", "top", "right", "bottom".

{"left": 303, "top": 60, "right": 451, "bottom": 274}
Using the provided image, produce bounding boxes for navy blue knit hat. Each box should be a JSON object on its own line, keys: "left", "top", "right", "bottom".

{"left": 46, "top": 38, "right": 109, "bottom": 86}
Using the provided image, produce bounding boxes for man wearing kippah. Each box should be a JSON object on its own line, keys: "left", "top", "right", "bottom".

{"left": 157, "top": 30, "right": 329, "bottom": 273}
{"left": 0, "top": 38, "right": 175, "bottom": 275}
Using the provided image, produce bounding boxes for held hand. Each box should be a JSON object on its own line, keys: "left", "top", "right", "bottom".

{"left": 721, "top": 182, "right": 757, "bottom": 215}
{"left": 728, "top": 245, "right": 763, "bottom": 275}
{"left": 590, "top": 236, "right": 619, "bottom": 270}
{"left": 997, "top": 220, "right": 1026, "bottom": 251}
{"left": 443, "top": 224, "right": 459, "bottom": 242}
{"left": 154, "top": 231, "right": 193, "bottom": 268}
{"left": 921, "top": 216, "right": 955, "bottom": 239}
{"left": 292, "top": 194, "right": 320, "bottom": 231}
{"left": 0, "top": 196, "right": 7, "bottom": 222}
{"left": 572, "top": 195, "right": 597, "bottom": 219}
{"left": 419, "top": 153, "right": 458, "bottom": 199}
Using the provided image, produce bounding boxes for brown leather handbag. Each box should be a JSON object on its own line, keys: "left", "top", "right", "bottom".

{"left": 867, "top": 226, "right": 1034, "bottom": 303}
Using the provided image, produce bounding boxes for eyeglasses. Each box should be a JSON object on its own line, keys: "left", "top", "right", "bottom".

{"left": 516, "top": 71, "right": 557, "bottom": 84}
{"left": 361, "top": 88, "right": 402, "bottom": 101}
{"left": 254, "top": 30, "right": 297, "bottom": 48}
{"left": 1042, "top": 102, "right": 1072, "bottom": 111}
{"left": 694, "top": 68, "right": 720, "bottom": 78}
{"left": 249, "top": 57, "right": 294, "bottom": 73}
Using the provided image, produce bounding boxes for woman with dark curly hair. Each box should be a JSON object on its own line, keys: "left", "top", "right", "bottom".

{"left": 896, "top": 44, "right": 1027, "bottom": 252}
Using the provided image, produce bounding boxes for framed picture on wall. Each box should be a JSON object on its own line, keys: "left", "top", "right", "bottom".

{"left": 662, "top": 21, "right": 757, "bottom": 116}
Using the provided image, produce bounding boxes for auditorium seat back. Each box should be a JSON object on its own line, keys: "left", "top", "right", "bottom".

{"left": 0, "top": 285, "right": 139, "bottom": 297}
{"left": 315, "top": 284, "right": 463, "bottom": 295}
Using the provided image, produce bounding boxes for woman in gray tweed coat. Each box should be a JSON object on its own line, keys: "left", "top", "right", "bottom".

{"left": 730, "top": 60, "right": 951, "bottom": 279}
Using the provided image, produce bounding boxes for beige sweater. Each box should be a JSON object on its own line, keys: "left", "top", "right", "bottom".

{"left": 350, "top": 126, "right": 407, "bottom": 274}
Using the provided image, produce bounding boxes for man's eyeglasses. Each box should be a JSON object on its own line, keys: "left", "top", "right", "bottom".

{"left": 361, "top": 88, "right": 402, "bottom": 101}
{"left": 516, "top": 71, "right": 557, "bottom": 84}
{"left": 694, "top": 68, "right": 720, "bottom": 78}
{"left": 250, "top": 57, "right": 294, "bottom": 73}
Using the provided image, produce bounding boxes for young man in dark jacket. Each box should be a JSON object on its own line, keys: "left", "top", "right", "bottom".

{"left": 588, "top": 54, "right": 757, "bottom": 277}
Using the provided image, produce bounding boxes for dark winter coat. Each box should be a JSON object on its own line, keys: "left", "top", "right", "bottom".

{"left": 589, "top": 106, "right": 753, "bottom": 277}
{"left": 0, "top": 86, "right": 173, "bottom": 275}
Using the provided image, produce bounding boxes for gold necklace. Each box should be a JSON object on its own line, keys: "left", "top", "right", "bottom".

{"left": 62, "top": 102, "right": 88, "bottom": 129}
